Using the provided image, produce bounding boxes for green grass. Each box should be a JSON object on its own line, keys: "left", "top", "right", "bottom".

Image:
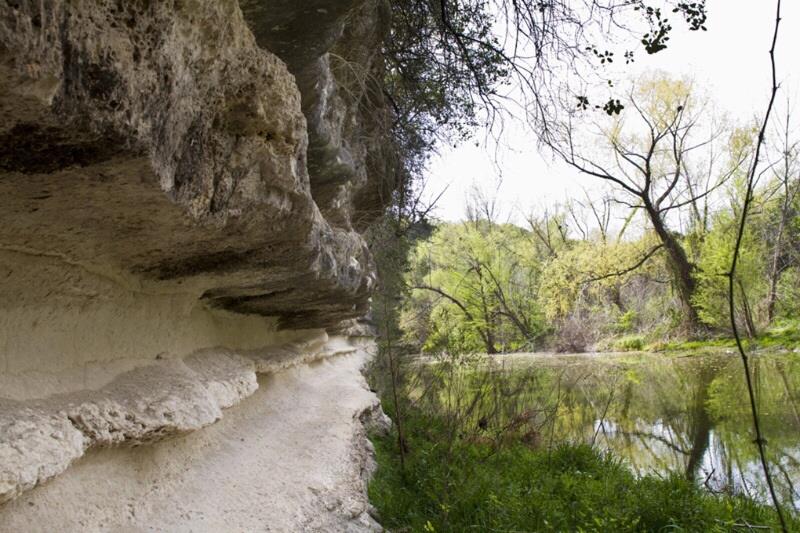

{"left": 613, "top": 335, "right": 646, "bottom": 352}
{"left": 639, "top": 319, "right": 800, "bottom": 354}
{"left": 369, "top": 408, "right": 796, "bottom": 532}
{"left": 756, "top": 319, "right": 800, "bottom": 348}
{"left": 647, "top": 337, "right": 736, "bottom": 353}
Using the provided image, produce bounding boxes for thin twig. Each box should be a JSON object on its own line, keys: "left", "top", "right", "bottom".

{"left": 726, "top": 2, "right": 788, "bottom": 530}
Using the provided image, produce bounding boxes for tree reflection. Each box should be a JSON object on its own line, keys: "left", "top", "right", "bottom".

{"left": 533, "top": 352, "right": 800, "bottom": 510}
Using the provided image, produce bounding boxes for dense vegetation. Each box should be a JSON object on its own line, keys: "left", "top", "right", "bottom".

{"left": 366, "top": 1, "right": 798, "bottom": 531}
{"left": 368, "top": 354, "right": 798, "bottom": 532}
{"left": 397, "top": 78, "right": 800, "bottom": 354}
{"left": 371, "top": 435, "right": 791, "bottom": 532}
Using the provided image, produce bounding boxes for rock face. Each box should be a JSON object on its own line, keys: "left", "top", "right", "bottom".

{"left": 0, "top": 0, "right": 393, "bottom": 528}
{"left": 0, "top": 0, "right": 393, "bottom": 329}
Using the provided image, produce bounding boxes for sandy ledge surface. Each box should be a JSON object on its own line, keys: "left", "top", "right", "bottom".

{"left": 0, "top": 347, "right": 386, "bottom": 532}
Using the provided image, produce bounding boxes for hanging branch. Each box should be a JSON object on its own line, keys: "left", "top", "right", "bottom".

{"left": 581, "top": 243, "right": 664, "bottom": 284}
{"left": 726, "top": 1, "right": 787, "bottom": 530}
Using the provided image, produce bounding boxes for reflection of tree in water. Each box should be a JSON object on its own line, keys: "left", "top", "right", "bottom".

{"left": 704, "top": 356, "right": 800, "bottom": 509}
{"left": 543, "top": 354, "right": 800, "bottom": 510}
{"left": 684, "top": 363, "right": 715, "bottom": 481}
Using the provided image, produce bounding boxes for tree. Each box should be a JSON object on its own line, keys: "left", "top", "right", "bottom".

{"left": 548, "top": 75, "right": 748, "bottom": 332}
{"left": 694, "top": 203, "right": 767, "bottom": 335}
{"left": 405, "top": 216, "right": 547, "bottom": 354}
{"left": 765, "top": 100, "right": 800, "bottom": 322}
{"left": 382, "top": 1, "right": 709, "bottom": 181}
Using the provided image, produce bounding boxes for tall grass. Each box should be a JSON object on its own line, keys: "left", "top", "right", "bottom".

{"left": 368, "top": 354, "right": 796, "bottom": 532}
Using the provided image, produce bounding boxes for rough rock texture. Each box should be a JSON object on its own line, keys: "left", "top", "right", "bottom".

{"left": 240, "top": 0, "right": 395, "bottom": 231}
{"left": 0, "top": 0, "right": 393, "bottom": 328}
{"left": 0, "top": 346, "right": 389, "bottom": 532}
{"left": 0, "top": 401, "right": 87, "bottom": 504}
{"left": 61, "top": 356, "right": 252, "bottom": 448}
{"left": 0, "top": 0, "right": 395, "bottom": 526}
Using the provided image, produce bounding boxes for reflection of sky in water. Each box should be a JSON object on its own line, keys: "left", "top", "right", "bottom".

{"left": 521, "top": 352, "right": 800, "bottom": 511}
{"left": 595, "top": 420, "right": 800, "bottom": 510}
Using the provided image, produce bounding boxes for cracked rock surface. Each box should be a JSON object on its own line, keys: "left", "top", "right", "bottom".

{"left": 0, "top": 0, "right": 394, "bottom": 526}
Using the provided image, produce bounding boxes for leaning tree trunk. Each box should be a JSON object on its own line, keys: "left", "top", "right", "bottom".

{"left": 645, "top": 205, "right": 702, "bottom": 332}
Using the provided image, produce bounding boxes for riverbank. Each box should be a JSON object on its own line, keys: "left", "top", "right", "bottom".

{"left": 369, "top": 404, "right": 795, "bottom": 532}
{"left": 596, "top": 319, "right": 800, "bottom": 354}
{"left": 367, "top": 350, "right": 799, "bottom": 531}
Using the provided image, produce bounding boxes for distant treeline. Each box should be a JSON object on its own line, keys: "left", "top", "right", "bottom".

{"left": 400, "top": 183, "right": 800, "bottom": 353}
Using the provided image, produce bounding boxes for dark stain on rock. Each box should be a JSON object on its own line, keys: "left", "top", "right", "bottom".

{"left": 0, "top": 123, "right": 122, "bottom": 174}
{"left": 84, "top": 61, "right": 121, "bottom": 102}
{"left": 59, "top": 17, "right": 122, "bottom": 109}
{"left": 173, "top": 119, "right": 208, "bottom": 193}
{"left": 137, "top": 249, "right": 261, "bottom": 280}
{"left": 204, "top": 288, "right": 297, "bottom": 310}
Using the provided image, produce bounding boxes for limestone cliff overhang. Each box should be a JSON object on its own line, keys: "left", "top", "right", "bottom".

{"left": 0, "top": 0, "right": 394, "bottom": 329}
{"left": 0, "top": 0, "right": 395, "bottom": 513}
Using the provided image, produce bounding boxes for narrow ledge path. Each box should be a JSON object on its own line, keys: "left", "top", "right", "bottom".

{"left": 0, "top": 343, "right": 386, "bottom": 533}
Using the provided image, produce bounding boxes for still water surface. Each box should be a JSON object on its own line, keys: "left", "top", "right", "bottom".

{"left": 495, "top": 351, "right": 800, "bottom": 510}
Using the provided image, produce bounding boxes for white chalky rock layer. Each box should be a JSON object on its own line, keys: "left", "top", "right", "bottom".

{"left": 0, "top": 341, "right": 387, "bottom": 532}
{"left": 0, "top": 335, "right": 381, "bottom": 510}
{"left": 0, "top": 402, "right": 88, "bottom": 504}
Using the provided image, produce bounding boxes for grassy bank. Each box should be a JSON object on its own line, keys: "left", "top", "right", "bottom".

{"left": 597, "top": 319, "right": 800, "bottom": 354}
{"left": 369, "top": 402, "right": 796, "bottom": 533}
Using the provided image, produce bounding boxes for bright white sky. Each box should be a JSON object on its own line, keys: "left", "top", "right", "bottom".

{"left": 422, "top": 0, "right": 800, "bottom": 223}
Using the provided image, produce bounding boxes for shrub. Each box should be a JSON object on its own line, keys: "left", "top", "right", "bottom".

{"left": 614, "top": 335, "right": 645, "bottom": 351}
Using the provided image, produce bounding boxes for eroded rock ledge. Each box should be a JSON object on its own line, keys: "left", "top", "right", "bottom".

{"left": 0, "top": 0, "right": 394, "bottom": 328}
{"left": 0, "top": 0, "right": 394, "bottom": 527}
{"left": 1, "top": 333, "right": 367, "bottom": 504}
{"left": 0, "top": 340, "right": 390, "bottom": 532}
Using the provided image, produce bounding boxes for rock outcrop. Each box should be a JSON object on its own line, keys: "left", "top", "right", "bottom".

{"left": 0, "top": 0, "right": 394, "bottom": 528}
{"left": 0, "top": 0, "right": 394, "bottom": 329}
{"left": 1, "top": 334, "right": 366, "bottom": 504}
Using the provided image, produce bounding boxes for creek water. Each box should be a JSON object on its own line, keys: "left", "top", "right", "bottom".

{"left": 493, "top": 351, "right": 800, "bottom": 510}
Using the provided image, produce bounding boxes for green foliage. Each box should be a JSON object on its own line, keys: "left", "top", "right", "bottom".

{"left": 402, "top": 214, "right": 686, "bottom": 352}
{"left": 694, "top": 206, "right": 768, "bottom": 330}
{"left": 400, "top": 155, "right": 800, "bottom": 352}
{"left": 538, "top": 236, "right": 664, "bottom": 322}
{"left": 614, "top": 335, "right": 645, "bottom": 352}
{"left": 369, "top": 407, "right": 792, "bottom": 533}
{"left": 383, "top": 0, "right": 509, "bottom": 171}
{"left": 615, "top": 310, "right": 639, "bottom": 333}
{"left": 403, "top": 220, "right": 547, "bottom": 353}
{"left": 775, "top": 269, "right": 800, "bottom": 318}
